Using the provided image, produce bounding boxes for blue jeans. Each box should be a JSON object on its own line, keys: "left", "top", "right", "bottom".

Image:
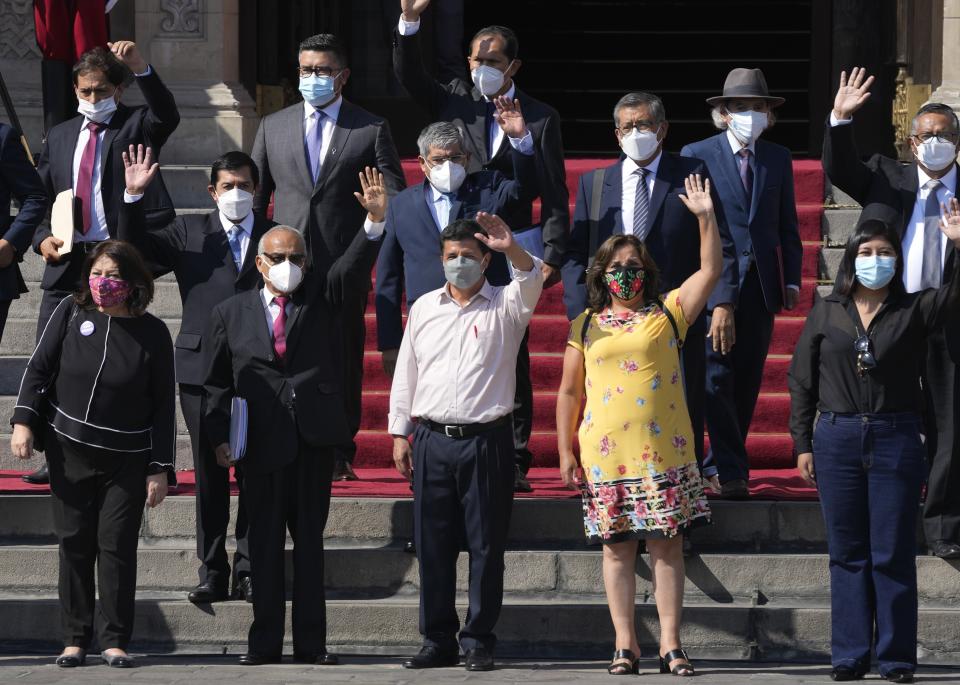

{"left": 813, "top": 412, "right": 926, "bottom": 676}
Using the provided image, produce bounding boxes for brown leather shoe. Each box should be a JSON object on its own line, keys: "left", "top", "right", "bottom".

{"left": 721, "top": 479, "right": 750, "bottom": 500}
{"left": 332, "top": 461, "right": 359, "bottom": 481}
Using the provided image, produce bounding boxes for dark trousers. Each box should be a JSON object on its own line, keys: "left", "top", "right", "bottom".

{"left": 0, "top": 298, "right": 12, "bottom": 346}
{"left": 46, "top": 432, "right": 147, "bottom": 650}
{"left": 704, "top": 266, "right": 775, "bottom": 483}
{"left": 412, "top": 421, "right": 515, "bottom": 653}
{"left": 180, "top": 384, "right": 249, "bottom": 589}
{"left": 513, "top": 331, "right": 533, "bottom": 472}
{"left": 813, "top": 412, "right": 925, "bottom": 676}
{"left": 335, "top": 292, "right": 366, "bottom": 464}
{"left": 921, "top": 331, "right": 960, "bottom": 544}
{"left": 36, "top": 287, "right": 74, "bottom": 343}
{"left": 242, "top": 444, "right": 334, "bottom": 656}
{"left": 682, "top": 328, "right": 707, "bottom": 467}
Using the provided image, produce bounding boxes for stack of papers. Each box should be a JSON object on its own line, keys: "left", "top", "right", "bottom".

{"left": 229, "top": 397, "right": 248, "bottom": 461}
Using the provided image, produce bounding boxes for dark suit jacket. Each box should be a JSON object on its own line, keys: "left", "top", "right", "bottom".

{"left": 681, "top": 133, "right": 802, "bottom": 313}
{"left": 251, "top": 99, "right": 405, "bottom": 279}
{"left": 34, "top": 69, "right": 180, "bottom": 291}
{"left": 393, "top": 28, "right": 569, "bottom": 266}
{"left": 117, "top": 199, "right": 275, "bottom": 386}
{"left": 0, "top": 123, "right": 47, "bottom": 301}
{"left": 203, "top": 227, "right": 382, "bottom": 475}
{"left": 822, "top": 117, "right": 960, "bottom": 359}
{"left": 375, "top": 147, "right": 538, "bottom": 350}
{"left": 560, "top": 152, "right": 740, "bottom": 321}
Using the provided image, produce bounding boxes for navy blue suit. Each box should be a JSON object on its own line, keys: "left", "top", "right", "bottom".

{"left": 681, "top": 133, "right": 801, "bottom": 484}
{"left": 561, "top": 151, "right": 740, "bottom": 467}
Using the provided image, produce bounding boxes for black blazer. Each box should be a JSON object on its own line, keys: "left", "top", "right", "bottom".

{"left": 251, "top": 99, "right": 405, "bottom": 277}
{"left": 203, "top": 227, "right": 382, "bottom": 475}
{"left": 117, "top": 199, "right": 275, "bottom": 386}
{"left": 0, "top": 122, "right": 47, "bottom": 301}
{"left": 393, "top": 28, "right": 569, "bottom": 266}
{"left": 822, "top": 117, "right": 960, "bottom": 359}
{"left": 33, "top": 69, "right": 180, "bottom": 291}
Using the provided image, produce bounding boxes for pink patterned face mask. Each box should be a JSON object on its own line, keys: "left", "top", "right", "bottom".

{"left": 88, "top": 276, "right": 132, "bottom": 308}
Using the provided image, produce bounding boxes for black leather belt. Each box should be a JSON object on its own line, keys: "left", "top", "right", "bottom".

{"left": 75, "top": 240, "right": 103, "bottom": 254}
{"left": 421, "top": 414, "right": 511, "bottom": 439}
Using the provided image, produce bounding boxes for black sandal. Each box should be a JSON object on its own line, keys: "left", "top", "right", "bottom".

{"left": 607, "top": 648, "right": 640, "bottom": 675}
{"left": 659, "top": 648, "right": 695, "bottom": 676}
{"left": 55, "top": 650, "right": 86, "bottom": 668}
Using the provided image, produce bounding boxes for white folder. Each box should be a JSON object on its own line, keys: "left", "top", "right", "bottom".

{"left": 229, "top": 397, "right": 248, "bottom": 461}
{"left": 50, "top": 189, "right": 75, "bottom": 256}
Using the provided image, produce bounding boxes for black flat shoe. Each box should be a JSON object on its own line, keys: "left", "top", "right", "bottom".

{"left": 660, "top": 648, "right": 694, "bottom": 676}
{"left": 293, "top": 650, "right": 339, "bottom": 665}
{"left": 464, "top": 647, "right": 495, "bottom": 672}
{"left": 238, "top": 653, "right": 281, "bottom": 666}
{"left": 188, "top": 582, "right": 229, "bottom": 604}
{"left": 232, "top": 576, "right": 253, "bottom": 603}
{"left": 884, "top": 669, "right": 914, "bottom": 683}
{"left": 831, "top": 666, "right": 865, "bottom": 681}
{"left": 929, "top": 539, "right": 960, "bottom": 559}
{"left": 100, "top": 651, "right": 134, "bottom": 668}
{"left": 402, "top": 646, "right": 458, "bottom": 669}
{"left": 22, "top": 463, "right": 49, "bottom": 485}
{"left": 404, "top": 540, "right": 416, "bottom": 554}
{"left": 606, "top": 648, "right": 639, "bottom": 675}
{"left": 514, "top": 466, "right": 533, "bottom": 493}
{"left": 55, "top": 651, "right": 85, "bottom": 667}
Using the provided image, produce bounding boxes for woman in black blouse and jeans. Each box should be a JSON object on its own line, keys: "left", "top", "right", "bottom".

{"left": 789, "top": 208, "right": 960, "bottom": 683}
{"left": 10, "top": 241, "right": 175, "bottom": 668}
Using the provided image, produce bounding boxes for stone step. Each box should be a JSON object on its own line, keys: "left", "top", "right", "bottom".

{"left": 15, "top": 249, "right": 177, "bottom": 284}
{"left": 2, "top": 594, "right": 960, "bottom": 661}
{"left": 824, "top": 180, "right": 861, "bottom": 208}
{"left": 821, "top": 207, "right": 860, "bottom": 246}
{"left": 3, "top": 544, "right": 959, "bottom": 606}
{"left": 819, "top": 247, "right": 843, "bottom": 281}
{"left": 10, "top": 281, "right": 185, "bottom": 321}
{"left": 0, "top": 495, "right": 829, "bottom": 551}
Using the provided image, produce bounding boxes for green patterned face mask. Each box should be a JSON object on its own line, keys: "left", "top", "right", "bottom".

{"left": 604, "top": 266, "right": 646, "bottom": 300}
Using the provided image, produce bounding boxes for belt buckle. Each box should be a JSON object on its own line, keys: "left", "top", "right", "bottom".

{"left": 444, "top": 424, "right": 464, "bottom": 438}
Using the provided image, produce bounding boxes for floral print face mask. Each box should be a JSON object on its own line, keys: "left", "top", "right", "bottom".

{"left": 604, "top": 266, "right": 646, "bottom": 301}
{"left": 88, "top": 276, "right": 132, "bottom": 308}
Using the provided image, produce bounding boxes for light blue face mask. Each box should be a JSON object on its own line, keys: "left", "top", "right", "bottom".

{"left": 299, "top": 74, "right": 337, "bottom": 107}
{"left": 855, "top": 255, "right": 897, "bottom": 290}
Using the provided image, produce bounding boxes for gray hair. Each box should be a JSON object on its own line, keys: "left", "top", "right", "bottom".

{"left": 710, "top": 103, "right": 777, "bottom": 131}
{"left": 257, "top": 225, "right": 306, "bottom": 256}
{"left": 417, "top": 122, "right": 464, "bottom": 157}
{"left": 911, "top": 102, "right": 960, "bottom": 136}
{"left": 613, "top": 92, "right": 666, "bottom": 128}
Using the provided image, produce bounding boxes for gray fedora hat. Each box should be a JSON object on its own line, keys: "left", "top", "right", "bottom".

{"left": 706, "top": 68, "right": 785, "bottom": 107}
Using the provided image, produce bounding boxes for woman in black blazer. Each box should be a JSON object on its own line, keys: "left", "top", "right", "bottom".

{"left": 10, "top": 240, "right": 175, "bottom": 669}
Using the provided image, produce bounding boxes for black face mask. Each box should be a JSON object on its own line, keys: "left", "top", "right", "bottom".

{"left": 604, "top": 266, "right": 646, "bottom": 300}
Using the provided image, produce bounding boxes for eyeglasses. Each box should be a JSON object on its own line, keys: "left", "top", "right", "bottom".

{"left": 912, "top": 132, "right": 960, "bottom": 144}
{"left": 426, "top": 154, "right": 466, "bottom": 166}
{"left": 297, "top": 66, "right": 342, "bottom": 79}
{"left": 854, "top": 335, "right": 876, "bottom": 377}
{"left": 262, "top": 252, "right": 307, "bottom": 267}
{"left": 617, "top": 122, "right": 657, "bottom": 135}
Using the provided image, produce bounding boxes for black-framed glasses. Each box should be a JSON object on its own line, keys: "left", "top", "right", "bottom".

{"left": 912, "top": 132, "right": 960, "bottom": 144}
{"left": 262, "top": 252, "right": 307, "bottom": 268}
{"left": 297, "top": 66, "right": 341, "bottom": 79}
{"left": 854, "top": 335, "right": 876, "bottom": 376}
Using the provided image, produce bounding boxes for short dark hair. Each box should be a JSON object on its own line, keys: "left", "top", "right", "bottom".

{"left": 586, "top": 234, "right": 661, "bottom": 312}
{"left": 298, "top": 33, "right": 348, "bottom": 68}
{"left": 834, "top": 218, "right": 906, "bottom": 298}
{"left": 911, "top": 102, "right": 960, "bottom": 135}
{"left": 439, "top": 219, "right": 490, "bottom": 255}
{"left": 72, "top": 46, "right": 128, "bottom": 87}
{"left": 75, "top": 240, "right": 155, "bottom": 316}
{"left": 613, "top": 92, "right": 666, "bottom": 128}
{"left": 470, "top": 25, "right": 519, "bottom": 61}
{"left": 210, "top": 151, "right": 260, "bottom": 187}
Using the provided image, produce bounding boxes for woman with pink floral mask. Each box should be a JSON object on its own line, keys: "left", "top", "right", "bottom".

{"left": 10, "top": 240, "right": 175, "bottom": 669}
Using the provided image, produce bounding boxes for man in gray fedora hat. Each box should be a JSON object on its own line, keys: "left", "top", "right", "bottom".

{"left": 681, "top": 67, "right": 803, "bottom": 499}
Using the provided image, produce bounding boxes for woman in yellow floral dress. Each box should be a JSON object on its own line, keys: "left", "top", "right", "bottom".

{"left": 556, "top": 174, "right": 722, "bottom": 677}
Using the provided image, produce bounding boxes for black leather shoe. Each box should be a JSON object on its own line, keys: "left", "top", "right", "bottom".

{"left": 514, "top": 465, "right": 533, "bottom": 493}
{"left": 232, "top": 576, "right": 253, "bottom": 602}
{"left": 831, "top": 666, "right": 865, "bottom": 681}
{"left": 332, "top": 460, "right": 359, "bottom": 481}
{"left": 238, "top": 653, "right": 281, "bottom": 666}
{"left": 404, "top": 540, "right": 416, "bottom": 554}
{"left": 293, "top": 650, "right": 339, "bottom": 665}
{"left": 187, "top": 582, "right": 229, "bottom": 604}
{"left": 22, "top": 463, "right": 49, "bottom": 485}
{"left": 464, "top": 647, "right": 495, "bottom": 672}
{"left": 100, "top": 651, "right": 134, "bottom": 668}
{"left": 55, "top": 650, "right": 86, "bottom": 667}
{"left": 402, "top": 646, "right": 458, "bottom": 669}
{"left": 930, "top": 539, "right": 960, "bottom": 559}
{"left": 721, "top": 478, "right": 750, "bottom": 500}
{"left": 884, "top": 669, "right": 914, "bottom": 683}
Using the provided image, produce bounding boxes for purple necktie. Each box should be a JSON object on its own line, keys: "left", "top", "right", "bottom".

{"left": 273, "top": 295, "right": 288, "bottom": 360}
{"left": 76, "top": 121, "right": 103, "bottom": 235}
{"left": 738, "top": 148, "right": 754, "bottom": 203}
{"left": 305, "top": 110, "right": 324, "bottom": 183}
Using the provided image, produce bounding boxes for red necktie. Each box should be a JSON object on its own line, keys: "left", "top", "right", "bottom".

{"left": 76, "top": 121, "right": 103, "bottom": 235}
{"left": 272, "top": 295, "right": 288, "bottom": 360}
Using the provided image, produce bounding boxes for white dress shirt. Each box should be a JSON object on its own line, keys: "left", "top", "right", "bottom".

{"left": 388, "top": 255, "right": 544, "bottom": 435}
{"left": 72, "top": 114, "right": 113, "bottom": 241}
{"left": 260, "top": 288, "right": 295, "bottom": 337}
{"left": 303, "top": 96, "right": 342, "bottom": 174}
{"left": 220, "top": 210, "right": 254, "bottom": 265}
{"left": 619, "top": 151, "right": 661, "bottom": 234}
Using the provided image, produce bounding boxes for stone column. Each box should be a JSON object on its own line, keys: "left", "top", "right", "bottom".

{"left": 0, "top": 0, "right": 43, "bottom": 151}
{"left": 930, "top": 0, "right": 960, "bottom": 108}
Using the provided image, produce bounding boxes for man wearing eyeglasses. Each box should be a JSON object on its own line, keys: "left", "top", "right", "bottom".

{"left": 823, "top": 67, "right": 960, "bottom": 560}
{"left": 251, "top": 33, "right": 406, "bottom": 483}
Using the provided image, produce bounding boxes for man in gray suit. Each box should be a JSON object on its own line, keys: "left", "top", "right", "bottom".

{"left": 252, "top": 33, "right": 406, "bottom": 481}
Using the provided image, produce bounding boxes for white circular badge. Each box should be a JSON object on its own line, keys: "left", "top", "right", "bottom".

{"left": 80, "top": 321, "right": 95, "bottom": 336}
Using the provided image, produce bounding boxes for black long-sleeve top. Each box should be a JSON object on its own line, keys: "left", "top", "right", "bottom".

{"left": 11, "top": 296, "right": 176, "bottom": 479}
{"left": 788, "top": 249, "right": 960, "bottom": 454}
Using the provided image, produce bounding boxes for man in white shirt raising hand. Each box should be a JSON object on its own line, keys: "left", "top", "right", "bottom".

{"left": 388, "top": 212, "right": 543, "bottom": 672}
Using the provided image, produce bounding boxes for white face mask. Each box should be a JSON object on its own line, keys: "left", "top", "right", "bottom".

{"left": 216, "top": 188, "right": 254, "bottom": 222}
{"left": 914, "top": 136, "right": 959, "bottom": 172}
{"left": 727, "top": 110, "right": 768, "bottom": 144}
{"left": 428, "top": 160, "right": 467, "bottom": 194}
{"left": 471, "top": 64, "right": 508, "bottom": 97}
{"left": 620, "top": 127, "right": 661, "bottom": 162}
{"left": 77, "top": 95, "right": 118, "bottom": 123}
{"left": 265, "top": 259, "right": 304, "bottom": 293}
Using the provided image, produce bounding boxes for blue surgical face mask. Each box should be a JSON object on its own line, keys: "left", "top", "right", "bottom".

{"left": 855, "top": 255, "right": 897, "bottom": 290}
{"left": 444, "top": 255, "right": 485, "bottom": 289}
{"left": 299, "top": 74, "right": 337, "bottom": 108}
